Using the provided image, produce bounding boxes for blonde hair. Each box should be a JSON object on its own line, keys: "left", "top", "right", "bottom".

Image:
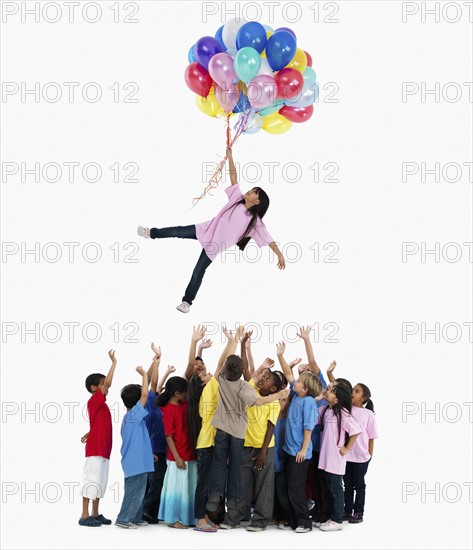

{"left": 299, "top": 372, "right": 322, "bottom": 398}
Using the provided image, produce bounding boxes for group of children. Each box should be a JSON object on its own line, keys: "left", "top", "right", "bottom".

{"left": 79, "top": 325, "right": 378, "bottom": 534}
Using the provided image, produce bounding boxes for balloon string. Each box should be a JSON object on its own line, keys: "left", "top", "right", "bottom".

{"left": 192, "top": 108, "right": 253, "bottom": 207}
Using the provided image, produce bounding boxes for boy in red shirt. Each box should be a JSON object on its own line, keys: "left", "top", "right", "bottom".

{"left": 79, "top": 350, "right": 117, "bottom": 527}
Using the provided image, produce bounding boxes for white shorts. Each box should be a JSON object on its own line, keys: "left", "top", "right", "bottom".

{"left": 82, "top": 456, "right": 109, "bottom": 500}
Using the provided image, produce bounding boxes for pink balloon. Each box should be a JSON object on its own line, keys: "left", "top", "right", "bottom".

{"left": 247, "top": 75, "right": 278, "bottom": 108}
{"left": 208, "top": 53, "right": 237, "bottom": 89}
{"left": 215, "top": 84, "right": 239, "bottom": 112}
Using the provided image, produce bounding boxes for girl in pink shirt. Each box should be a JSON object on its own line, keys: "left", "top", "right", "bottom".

{"left": 343, "top": 383, "right": 378, "bottom": 524}
{"left": 316, "top": 383, "right": 361, "bottom": 532}
{"left": 137, "top": 147, "right": 285, "bottom": 313}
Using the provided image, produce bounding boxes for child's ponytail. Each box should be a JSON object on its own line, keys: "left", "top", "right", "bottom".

{"left": 156, "top": 388, "right": 170, "bottom": 407}
{"left": 364, "top": 397, "right": 375, "bottom": 413}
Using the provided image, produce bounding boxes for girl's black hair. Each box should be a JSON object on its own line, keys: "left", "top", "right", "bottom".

{"left": 357, "top": 382, "right": 375, "bottom": 413}
{"left": 320, "top": 383, "right": 353, "bottom": 445}
{"left": 335, "top": 378, "right": 353, "bottom": 393}
{"left": 223, "top": 187, "right": 270, "bottom": 251}
{"left": 156, "top": 376, "right": 188, "bottom": 407}
{"left": 187, "top": 374, "right": 205, "bottom": 449}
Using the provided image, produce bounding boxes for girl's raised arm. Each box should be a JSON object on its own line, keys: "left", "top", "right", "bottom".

{"left": 276, "top": 341, "right": 294, "bottom": 384}
{"left": 226, "top": 148, "right": 238, "bottom": 185}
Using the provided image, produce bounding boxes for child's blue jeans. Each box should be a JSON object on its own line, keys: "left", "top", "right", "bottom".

{"left": 116, "top": 473, "right": 147, "bottom": 524}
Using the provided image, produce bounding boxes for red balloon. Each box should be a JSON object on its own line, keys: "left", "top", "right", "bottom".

{"left": 185, "top": 62, "right": 213, "bottom": 97}
{"left": 304, "top": 51, "right": 313, "bottom": 67}
{"left": 274, "top": 68, "right": 303, "bottom": 100}
{"left": 280, "top": 104, "right": 314, "bottom": 123}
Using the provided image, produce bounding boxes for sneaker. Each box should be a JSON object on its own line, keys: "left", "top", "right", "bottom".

{"left": 277, "top": 523, "right": 293, "bottom": 530}
{"left": 219, "top": 522, "right": 239, "bottom": 530}
{"left": 78, "top": 516, "right": 101, "bottom": 527}
{"left": 348, "top": 513, "right": 363, "bottom": 523}
{"left": 137, "top": 226, "right": 150, "bottom": 238}
{"left": 115, "top": 521, "right": 139, "bottom": 529}
{"left": 342, "top": 511, "right": 350, "bottom": 522}
{"left": 93, "top": 514, "right": 112, "bottom": 525}
{"left": 320, "top": 519, "right": 343, "bottom": 531}
{"left": 176, "top": 302, "right": 191, "bottom": 313}
{"left": 246, "top": 523, "right": 266, "bottom": 532}
{"left": 132, "top": 520, "right": 148, "bottom": 526}
{"left": 295, "top": 525, "right": 311, "bottom": 533}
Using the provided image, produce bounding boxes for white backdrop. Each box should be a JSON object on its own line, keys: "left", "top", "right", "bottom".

{"left": 1, "top": 1, "right": 472, "bottom": 549}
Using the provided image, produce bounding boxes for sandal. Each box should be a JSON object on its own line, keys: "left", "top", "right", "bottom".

{"left": 168, "top": 522, "right": 188, "bottom": 529}
{"left": 78, "top": 516, "right": 101, "bottom": 527}
{"left": 193, "top": 523, "right": 217, "bottom": 533}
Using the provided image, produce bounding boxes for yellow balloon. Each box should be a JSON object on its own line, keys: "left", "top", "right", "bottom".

{"left": 262, "top": 113, "right": 293, "bottom": 134}
{"left": 195, "top": 87, "right": 224, "bottom": 117}
{"left": 286, "top": 48, "right": 307, "bottom": 73}
{"left": 261, "top": 31, "right": 272, "bottom": 58}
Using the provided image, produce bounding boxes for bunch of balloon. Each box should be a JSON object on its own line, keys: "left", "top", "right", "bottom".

{"left": 184, "top": 18, "right": 318, "bottom": 136}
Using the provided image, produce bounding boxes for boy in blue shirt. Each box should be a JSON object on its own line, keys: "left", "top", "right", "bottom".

{"left": 115, "top": 367, "right": 154, "bottom": 528}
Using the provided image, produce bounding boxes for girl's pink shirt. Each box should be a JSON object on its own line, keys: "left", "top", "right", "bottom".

{"left": 317, "top": 406, "right": 362, "bottom": 475}
{"left": 348, "top": 406, "right": 378, "bottom": 463}
{"left": 195, "top": 184, "right": 273, "bottom": 261}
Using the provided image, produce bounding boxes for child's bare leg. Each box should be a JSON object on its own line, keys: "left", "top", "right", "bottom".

{"left": 82, "top": 497, "right": 90, "bottom": 518}
{"left": 92, "top": 498, "right": 100, "bottom": 517}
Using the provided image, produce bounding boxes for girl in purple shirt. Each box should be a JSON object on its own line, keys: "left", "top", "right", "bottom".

{"left": 137, "top": 147, "right": 285, "bottom": 313}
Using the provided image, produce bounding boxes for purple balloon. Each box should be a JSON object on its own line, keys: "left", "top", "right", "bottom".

{"left": 274, "top": 27, "right": 297, "bottom": 40}
{"left": 247, "top": 75, "right": 278, "bottom": 108}
{"left": 194, "top": 36, "right": 222, "bottom": 70}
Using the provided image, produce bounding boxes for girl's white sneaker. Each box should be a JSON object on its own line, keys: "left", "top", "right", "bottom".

{"left": 176, "top": 302, "right": 190, "bottom": 313}
{"left": 137, "top": 226, "right": 150, "bottom": 238}
{"left": 320, "top": 520, "right": 343, "bottom": 531}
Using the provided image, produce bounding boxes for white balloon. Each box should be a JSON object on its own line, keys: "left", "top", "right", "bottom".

{"left": 222, "top": 17, "right": 247, "bottom": 50}
{"left": 257, "top": 57, "right": 274, "bottom": 77}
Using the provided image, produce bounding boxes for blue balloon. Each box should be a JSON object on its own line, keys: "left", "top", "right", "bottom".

{"left": 215, "top": 25, "right": 226, "bottom": 50}
{"left": 274, "top": 27, "right": 297, "bottom": 40}
{"left": 194, "top": 36, "right": 222, "bottom": 70}
{"left": 188, "top": 44, "right": 196, "bottom": 63}
{"left": 236, "top": 21, "right": 267, "bottom": 54}
{"left": 265, "top": 31, "right": 297, "bottom": 71}
{"left": 233, "top": 92, "right": 251, "bottom": 113}
{"left": 257, "top": 99, "right": 285, "bottom": 117}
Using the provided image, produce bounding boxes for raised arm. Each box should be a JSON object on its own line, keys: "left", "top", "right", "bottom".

{"left": 254, "top": 388, "right": 290, "bottom": 406}
{"left": 327, "top": 360, "right": 337, "bottom": 384}
{"left": 216, "top": 325, "right": 242, "bottom": 378}
{"left": 197, "top": 337, "right": 213, "bottom": 358}
{"left": 297, "top": 326, "right": 320, "bottom": 376}
{"left": 185, "top": 325, "right": 206, "bottom": 381}
{"left": 240, "top": 330, "right": 253, "bottom": 382}
{"left": 276, "top": 341, "right": 294, "bottom": 384}
{"left": 226, "top": 147, "right": 238, "bottom": 185}
{"left": 157, "top": 365, "right": 176, "bottom": 394}
{"left": 136, "top": 366, "right": 149, "bottom": 407}
{"left": 102, "top": 350, "right": 117, "bottom": 396}
{"left": 246, "top": 335, "right": 255, "bottom": 378}
{"left": 268, "top": 242, "right": 286, "bottom": 270}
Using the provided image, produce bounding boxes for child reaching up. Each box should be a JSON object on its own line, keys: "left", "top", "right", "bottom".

{"left": 206, "top": 331, "right": 289, "bottom": 529}
{"left": 317, "top": 383, "right": 362, "bottom": 532}
{"left": 276, "top": 341, "right": 322, "bottom": 533}
{"left": 137, "top": 146, "right": 286, "bottom": 313}
{"left": 115, "top": 367, "right": 154, "bottom": 528}
{"left": 158, "top": 376, "right": 197, "bottom": 529}
{"left": 344, "top": 383, "right": 378, "bottom": 524}
{"left": 79, "top": 350, "right": 117, "bottom": 527}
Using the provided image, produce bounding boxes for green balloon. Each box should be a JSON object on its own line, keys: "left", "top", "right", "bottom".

{"left": 258, "top": 99, "right": 285, "bottom": 117}
{"left": 303, "top": 66, "right": 317, "bottom": 81}
{"left": 234, "top": 47, "right": 261, "bottom": 83}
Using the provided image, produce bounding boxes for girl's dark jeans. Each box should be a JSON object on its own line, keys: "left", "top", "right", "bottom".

{"left": 150, "top": 225, "right": 212, "bottom": 305}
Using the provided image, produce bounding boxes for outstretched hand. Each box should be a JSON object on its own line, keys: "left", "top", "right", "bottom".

{"left": 277, "top": 255, "right": 286, "bottom": 270}
{"left": 276, "top": 341, "right": 286, "bottom": 357}
{"left": 192, "top": 325, "right": 206, "bottom": 342}
{"left": 327, "top": 360, "right": 337, "bottom": 373}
